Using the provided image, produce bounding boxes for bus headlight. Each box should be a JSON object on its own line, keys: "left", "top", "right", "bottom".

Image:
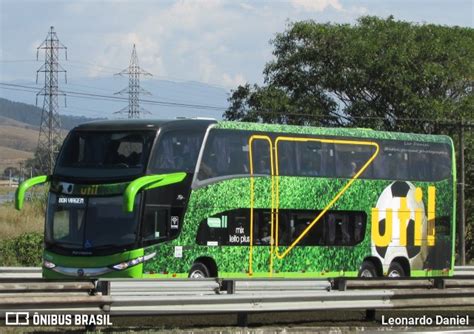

{"left": 111, "top": 252, "right": 156, "bottom": 271}
{"left": 43, "top": 260, "right": 56, "bottom": 269}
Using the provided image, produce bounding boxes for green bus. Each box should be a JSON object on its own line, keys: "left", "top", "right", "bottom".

{"left": 16, "top": 119, "right": 456, "bottom": 279}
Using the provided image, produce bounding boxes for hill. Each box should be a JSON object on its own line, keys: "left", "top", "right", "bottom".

{"left": 1, "top": 78, "right": 228, "bottom": 120}
{"left": 0, "top": 98, "right": 99, "bottom": 173}
{"left": 0, "top": 98, "right": 100, "bottom": 130}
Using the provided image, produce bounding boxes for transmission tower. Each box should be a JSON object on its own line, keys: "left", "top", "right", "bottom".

{"left": 115, "top": 44, "right": 152, "bottom": 118}
{"left": 35, "top": 26, "right": 67, "bottom": 174}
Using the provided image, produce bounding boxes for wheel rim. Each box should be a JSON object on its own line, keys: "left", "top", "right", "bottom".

{"left": 388, "top": 270, "right": 401, "bottom": 278}
{"left": 190, "top": 270, "right": 206, "bottom": 278}
{"left": 360, "top": 269, "right": 374, "bottom": 278}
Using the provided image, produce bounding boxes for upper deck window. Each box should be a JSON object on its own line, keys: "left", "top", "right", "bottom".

{"left": 56, "top": 130, "right": 155, "bottom": 179}
{"left": 148, "top": 130, "right": 204, "bottom": 173}
{"left": 197, "top": 130, "right": 250, "bottom": 181}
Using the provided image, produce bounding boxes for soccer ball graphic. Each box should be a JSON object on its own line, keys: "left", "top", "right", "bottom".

{"left": 371, "top": 181, "right": 428, "bottom": 272}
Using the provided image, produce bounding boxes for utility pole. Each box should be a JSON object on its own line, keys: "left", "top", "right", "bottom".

{"left": 458, "top": 119, "right": 466, "bottom": 265}
{"left": 115, "top": 44, "right": 152, "bottom": 118}
{"left": 36, "top": 26, "right": 67, "bottom": 174}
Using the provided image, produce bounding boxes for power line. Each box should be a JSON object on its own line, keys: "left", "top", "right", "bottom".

{"left": 0, "top": 82, "right": 228, "bottom": 111}
{"left": 0, "top": 59, "right": 37, "bottom": 63}
{"left": 68, "top": 60, "right": 122, "bottom": 72}
{"left": 2, "top": 82, "right": 472, "bottom": 126}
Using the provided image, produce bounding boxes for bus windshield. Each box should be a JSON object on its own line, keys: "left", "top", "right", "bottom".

{"left": 45, "top": 193, "right": 140, "bottom": 251}
{"left": 55, "top": 130, "right": 156, "bottom": 179}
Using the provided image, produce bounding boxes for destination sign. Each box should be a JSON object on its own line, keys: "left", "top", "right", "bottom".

{"left": 58, "top": 197, "right": 85, "bottom": 205}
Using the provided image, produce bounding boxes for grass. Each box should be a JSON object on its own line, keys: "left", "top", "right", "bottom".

{"left": 0, "top": 185, "right": 15, "bottom": 195}
{"left": 0, "top": 202, "right": 45, "bottom": 240}
{"left": 0, "top": 124, "right": 39, "bottom": 152}
{"left": 0, "top": 186, "right": 46, "bottom": 240}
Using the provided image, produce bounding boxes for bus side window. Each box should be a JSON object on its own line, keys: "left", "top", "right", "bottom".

{"left": 408, "top": 143, "right": 452, "bottom": 181}
{"left": 300, "top": 142, "right": 322, "bottom": 176}
{"left": 150, "top": 130, "right": 204, "bottom": 173}
{"left": 289, "top": 212, "right": 325, "bottom": 246}
{"left": 409, "top": 152, "right": 432, "bottom": 181}
{"left": 197, "top": 130, "right": 250, "bottom": 181}
{"left": 374, "top": 149, "right": 409, "bottom": 180}
{"left": 433, "top": 155, "right": 451, "bottom": 180}
{"left": 286, "top": 210, "right": 366, "bottom": 247}
{"left": 277, "top": 212, "right": 292, "bottom": 246}
{"left": 335, "top": 144, "right": 375, "bottom": 179}
{"left": 142, "top": 206, "right": 169, "bottom": 242}
{"left": 253, "top": 211, "right": 272, "bottom": 245}
{"left": 196, "top": 209, "right": 250, "bottom": 246}
{"left": 277, "top": 140, "right": 333, "bottom": 177}
{"left": 277, "top": 141, "right": 296, "bottom": 176}
{"left": 252, "top": 141, "right": 271, "bottom": 175}
{"left": 196, "top": 214, "right": 227, "bottom": 245}
{"left": 325, "top": 211, "right": 367, "bottom": 246}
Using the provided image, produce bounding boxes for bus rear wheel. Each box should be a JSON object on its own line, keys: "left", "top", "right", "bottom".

{"left": 358, "top": 261, "right": 378, "bottom": 278}
{"left": 188, "top": 262, "right": 210, "bottom": 278}
{"left": 387, "top": 262, "right": 405, "bottom": 278}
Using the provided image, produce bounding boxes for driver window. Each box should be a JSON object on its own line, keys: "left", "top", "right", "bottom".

{"left": 142, "top": 206, "right": 169, "bottom": 242}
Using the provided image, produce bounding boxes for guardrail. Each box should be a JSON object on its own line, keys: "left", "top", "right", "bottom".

{"left": 455, "top": 265, "right": 474, "bottom": 276}
{"left": 0, "top": 277, "right": 110, "bottom": 315}
{"left": 1, "top": 274, "right": 474, "bottom": 326}
{"left": 1, "top": 265, "right": 473, "bottom": 278}
{"left": 0, "top": 267, "right": 42, "bottom": 278}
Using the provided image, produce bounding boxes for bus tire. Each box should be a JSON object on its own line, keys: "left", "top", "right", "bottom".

{"left": 188, "top": 262, "right": 210, "bottom": 278}
{"left": 387, "top": 261, "right": 405, "bottom": 278}
{"left": 358, "top": 261, "right": 378, "bottom": 278}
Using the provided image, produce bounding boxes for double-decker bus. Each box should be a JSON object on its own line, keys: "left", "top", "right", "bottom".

{"left": 16, "top": 119, "right": 455, "bottom": 279}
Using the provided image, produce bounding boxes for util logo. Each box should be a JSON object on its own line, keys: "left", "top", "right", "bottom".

{"left": 371, "top": 186, "right": 436, "bottom": 247}
{"left": 80, "top": 185, "right": 99, "bottom": 195}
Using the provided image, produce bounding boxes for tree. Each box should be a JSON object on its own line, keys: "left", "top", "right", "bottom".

{"left": 2, "top": 167, "right": 19, "bottom": 178}
{"left": 25, "top": 144, "right": 62, "bottom": 176}
{"left": 224, "top": 83, "right": 341, "bottom": 126}
{"left": 226, "top": 16, "right": 473, "bottom": 130}
{"left": 225, "top": 16, "right": 474, "bottom": 262}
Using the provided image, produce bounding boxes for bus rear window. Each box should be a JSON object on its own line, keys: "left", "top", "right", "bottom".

{"left": 56, "top": 130, "right": 156, "bottom": 179}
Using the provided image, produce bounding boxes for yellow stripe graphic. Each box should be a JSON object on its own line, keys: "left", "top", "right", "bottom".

{"left": 248, "top": 134, "right": 379, "bottom": 274}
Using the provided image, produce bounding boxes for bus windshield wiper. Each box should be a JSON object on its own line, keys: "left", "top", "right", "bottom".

{"left": 50, "top": 241, "right": 83, "bottom": 248}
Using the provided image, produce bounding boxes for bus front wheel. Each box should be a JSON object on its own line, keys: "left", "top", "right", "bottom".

{"left": 188, "top": 262, "right": 210, "bottom": 278}
{"left": 358, "top": 261, "right": 378, "bottom": 278}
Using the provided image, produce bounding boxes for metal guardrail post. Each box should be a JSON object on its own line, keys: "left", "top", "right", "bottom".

{"left": 365, "top": 309, "right": 376, "bottom": 321}
{"left": 95, "top": 280, "right": 111, "bottom": 312}
{"left": 332, "top": 278, "right": 346, "bottom": 291}
{"left": 95, "top": 280, "right": 111, "bottom": 296}
{"left": 220, "top": 280, "right": 235, "bottom": 294}
{"left": 434, "top": 278, "right": 446, "bottom": 289}
{"left": 237, "top": 313, "right": 248, "bottom": 327}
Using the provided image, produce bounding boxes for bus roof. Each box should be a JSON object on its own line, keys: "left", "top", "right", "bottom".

{"left": 215, "top": 121, "right": 453, "bottom": 144}
{"left": 73, "top": 119, "right": 216, "bottom": 131}
{"left": 72, "top": 119, "right": 452, "bottom": 144}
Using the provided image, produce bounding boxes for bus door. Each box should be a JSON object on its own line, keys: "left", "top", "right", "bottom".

{"left": 248, "top": 135, "right": 275, "bottom": 276}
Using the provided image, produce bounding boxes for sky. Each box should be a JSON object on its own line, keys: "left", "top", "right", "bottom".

{"left": 0, "top": 0, "right": 472, "bottom": 118}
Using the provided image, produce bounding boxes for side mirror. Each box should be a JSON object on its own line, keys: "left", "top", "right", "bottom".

{"left": 15, "top": 175, "right": 50, "bottom": 210}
